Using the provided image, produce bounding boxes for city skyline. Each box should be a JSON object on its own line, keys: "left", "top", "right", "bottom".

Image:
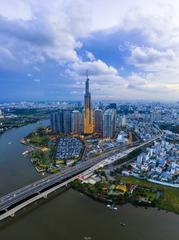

{"left": 0, "top": 0, "right": 179, "bottom": 101}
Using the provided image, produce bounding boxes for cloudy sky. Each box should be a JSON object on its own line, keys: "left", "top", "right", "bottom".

{"left": 0, "top": 0, "right": 179, "bottom": 101}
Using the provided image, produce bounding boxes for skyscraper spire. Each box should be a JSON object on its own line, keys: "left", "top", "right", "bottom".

{"left": 85, "top": 70, "right": 89, "bottom": 94}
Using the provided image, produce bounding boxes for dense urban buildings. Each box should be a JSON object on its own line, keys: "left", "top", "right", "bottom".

{"left": 50, "top": 89, "right": 119, "bottom": 139}
{"left": 122, "top": 140, "right": 179, "bottom": 187}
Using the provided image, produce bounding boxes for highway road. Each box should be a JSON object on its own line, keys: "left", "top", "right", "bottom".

{"left": 0, "top": 135, "right": 160, "bottom": 216}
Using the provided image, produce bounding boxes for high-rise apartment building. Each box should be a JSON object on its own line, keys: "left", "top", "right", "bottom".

{"left": 94, "top": 109, "right": 103, "bottom": 135}
{"left": 121, "top": 115, "right": 127, "bottom": 128}
{"left": 50, "top": 110, "right": 72, "bottom": 134}
{"left": 50, "top": 111, "right": 63, "bottom": 133}
{"left": 63, "top": 110, "right": 71, "bottom": 134}
{"left": 103, "top": 109, "right": 116, "bottom": 138}
{"left": 0, "top": 109, "right": 4, "bottom": 119}
{"left": 71, "top": 110, "right": 82, "bottom": 134}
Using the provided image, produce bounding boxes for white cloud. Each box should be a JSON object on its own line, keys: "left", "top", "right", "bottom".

{"left": 33, "top": 79, "right": 41, "bottom": 82}
{"left": 0, "top": 46, "right": 16, "bottom": 69}
{"left": 0, "top": 47, "right": 16, "bottom": 61}
{"left": 65, "top": 57, "right": 127, "bottom": 99}
{"left": 0, "top": 0, "right": 92, "bottom": 66}
{"left": 86, "top": 51, "right": 95, "bottom": 61}
{"left": 0, "top": 0, "right": 32, "bottom": 20}
{"left": 27, "top": 73, "right": 32, "bottom": 77}
{"left": 89, "top": 0, "right": 179, "bottom": 32}
{"left": 128, "top": 46, "right": 177, "bottom": 71}
{"left": 33, "top": 66, "right": 40, "bottom": 72}
{"left": 68, "top": 59, "right": 118, "bottom": 77}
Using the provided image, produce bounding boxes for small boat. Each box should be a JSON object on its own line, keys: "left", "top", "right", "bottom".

{"left": 22, "top": 150, "right": 28, "bottom": 155}
{"left": 120, "top": 222, "right": 126, "bottom": 227}
{"left": 106, "top": 204, "right": 112, "bottom": 208}
{"left": 8, "top": 142, "right": 12, "bottom": 145}
{"left": 107, "top": 204, "right": 118, "bottom": 210}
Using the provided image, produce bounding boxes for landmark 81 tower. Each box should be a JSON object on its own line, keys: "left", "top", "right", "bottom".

{"left": 84, "top": 74, "right": 93, "bottom": 134}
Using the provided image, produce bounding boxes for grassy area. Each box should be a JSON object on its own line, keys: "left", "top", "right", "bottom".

{"left": 28, "top": 134, "right": 49, "bottom": 147}
{"left": 8, "top": 108, "right": 54, "bottom": 118}
{"left": 0, "top": 117, "right": 39, "bottom": 129}
{"left": 25, "top": 127, "right": 51, "bottom": 147}
{"left": 118, "top": 176, "right": 179, "bottom": 214}
{"left": 25, "top": 127, "right": 58, "bottom": 172}
{"left": 72, "top": 175, "right": 179, "bottom": 214}
{"left": 0, "top": 108, "right": 52, "bottom": 134}
{"left": 25, "top": 127, "right": 84, "bottom": 173}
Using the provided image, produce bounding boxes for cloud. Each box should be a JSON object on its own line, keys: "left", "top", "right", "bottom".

{"left": 33, "top": 79, "right": 41, "bottom": 82}
{"left": 0, "top": 47, "right": 16, "bottom": 61}
{"left": 86, "top": 51, "right": 95, "bottom": 61}
{"left": 0, "top": 0, "right": 32, "bottom": 20}
{"left": 33, "top": 66, "right": 40, "bottom": 72}
{"left": 65, "top": 57, "right": 127, "bottom": 99}
{"left": 68, "top": 59, "right": 118, "bottom": 77}
{"left": 128, "top": 46, "right": 177, "bottom": 71}
{"left": 0, "top": 47, "right": 16, "bottom": 70}
{"left": 0, "top": 0, "right": 92, "bottom": 69}
{"left": 0, "top": 0, "right": 179, "bottom": 101}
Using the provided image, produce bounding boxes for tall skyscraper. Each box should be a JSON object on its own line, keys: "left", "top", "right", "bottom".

{"left": 71, "top": 110, "right": 82, "bottom": 134}
{"left": 84, "top": 74, "right": 93, "bottom": 134}
{"left": 103, "top": 109, "right": 116, "bottom": 138}
{"left": 50, "top": 110, "right": 71, "bottom": 134}
{"left": 121, "top": 115, "right": 127, "bottom": 128}
{"left": 0, "top": 109, "right": 4, "bottom": 119}
{"left": 50, "top": 111, "right": 63, "bottom": 133}
{"left": 63, "top": 110, "right": 71, "bottom": 134}
{"left": 94, "top": 109, "right": 103, "bottom": 135}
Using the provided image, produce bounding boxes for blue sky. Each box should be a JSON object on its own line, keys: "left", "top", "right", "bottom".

{"left": 0, "top": 0, "right": 179, "bottom": 101}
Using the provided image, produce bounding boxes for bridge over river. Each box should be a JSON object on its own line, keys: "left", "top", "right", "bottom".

{"left": 0, "top": 136, "right": 160, "bottom": 221}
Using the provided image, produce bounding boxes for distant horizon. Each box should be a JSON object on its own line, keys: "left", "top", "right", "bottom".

{"left": 0, "top": 99, "right": 179, "bottom": 104}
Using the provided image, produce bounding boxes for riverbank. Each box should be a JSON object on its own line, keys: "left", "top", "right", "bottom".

{"left": 71, "top": 175, "right": 179, "bottom": 215}
{"left": 118, "top": 176, "right": 179, "bottom": 214}
{"left": 22, "top": 126, "right": 61, "bottom": 173}
{"left": 0, "top": 118, "right": 41, "bottom": 135}
{"left": 0, "top": 107, "right": 54, "bottom": 135}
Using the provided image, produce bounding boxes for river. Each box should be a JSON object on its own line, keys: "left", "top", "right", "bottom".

{"left": 0, "top": 121, "right": 179, "bottom": 240}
